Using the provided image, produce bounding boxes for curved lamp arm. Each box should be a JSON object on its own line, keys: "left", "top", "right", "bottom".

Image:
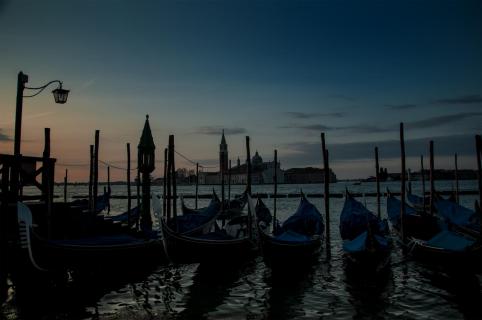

{"left": 23, "top": 80, "right": 63, "bottom": 98}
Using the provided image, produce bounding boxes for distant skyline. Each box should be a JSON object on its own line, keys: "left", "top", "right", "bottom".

{"left": 0, "top": 0, "right": 481, "bottom": 181}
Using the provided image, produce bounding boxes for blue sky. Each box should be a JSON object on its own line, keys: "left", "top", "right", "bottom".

{"left": 0, "top": 0, "right": 481, "bottom": 180}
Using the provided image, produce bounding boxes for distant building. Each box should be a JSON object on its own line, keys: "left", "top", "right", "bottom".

{"left": 284, "top": 167, "right": 337, "bottom": 184}
{"left": 228, "top": 151, "right": 284, "bottom": 185}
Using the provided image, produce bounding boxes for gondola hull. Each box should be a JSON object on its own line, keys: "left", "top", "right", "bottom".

{"left": 161, "top": 218, "right": 256, "bottom": 264}
{"left": 258, "top": 226, "right": 321, "bottom": 265}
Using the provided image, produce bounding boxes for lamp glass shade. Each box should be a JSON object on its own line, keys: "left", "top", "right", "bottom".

{"left": 52, "top": 88, "right": 69, "bottom": 104}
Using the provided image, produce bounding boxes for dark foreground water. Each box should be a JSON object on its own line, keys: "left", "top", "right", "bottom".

{"left": 2, "top": 181, "right": 481, "bottom": 319}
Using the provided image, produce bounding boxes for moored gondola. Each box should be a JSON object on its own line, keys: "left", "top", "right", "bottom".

{"left": 17, "top": 202, "right": 164, "bottom": 273}
{"left": 256, "top": 194, "right": 324, "bottom": 266}
{"left": 340, "top": 192, "right": 391, "bottom": 269}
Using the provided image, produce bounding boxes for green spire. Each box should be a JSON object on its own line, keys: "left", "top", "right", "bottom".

{"left": 221, "top": 129, "right": 226, "bottom": 145}
{"left": 138, "top": 115, "right": 155, "bottom": 151}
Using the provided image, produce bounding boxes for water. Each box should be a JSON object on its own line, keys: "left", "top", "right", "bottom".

{"left": 3, "top": 181, "right": 481, "bottom": 319}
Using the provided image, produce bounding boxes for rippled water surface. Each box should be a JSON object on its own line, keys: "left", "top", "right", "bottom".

{"left": 3, "top": 181, "right": 481, "bottom": 319}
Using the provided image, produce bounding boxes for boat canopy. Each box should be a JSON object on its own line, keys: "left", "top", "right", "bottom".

{"left": 425, "top": 230, "right": 475, "bottom": 252}
{"left": 386, "top": 195, "right": 417, "bottom": 228}
{"left": 435, "top": 199, "right": 480, "bottom": 231}
{"left": 342, "top": 231, "right": 390, "bottom": 253}
{"left": 279, "top": 196, "right": 324, "bottom": 237}
{"left": 340, "top": 196, "right": 381, "bottom": 240}
{"left": 173, "top": 197, "right": 221, "bottom": 233}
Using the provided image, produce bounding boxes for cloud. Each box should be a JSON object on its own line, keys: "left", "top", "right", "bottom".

{"left": 195, "top": 126, "right": 247, "bottom": 135}
{"left": 281, "top": 134, "right": 478, "bottom": 165}
{"left": 434, "top": 94, "right": 482, "bottom": 105}
{"left": 385, "top": 104, "right": 417, "bottom": 110}
{"left": 280, "top": 123, "right": 389, "bottom": 134}
{"left": 405, "top": 112, "right": 482, "bottom": 129}
{"left": 284, "top": 112, "right": 345, "bottom": 119}
{"left": 0, "top": 129, "right": 11, "bottom": 141}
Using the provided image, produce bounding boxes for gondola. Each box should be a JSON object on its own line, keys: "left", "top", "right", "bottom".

{"left": 386, "top": 194, "right": 481, "bottom": 265}
{"left": 340, "top": 192, "right": 391, "bottom": 268}
{"left": 171, "top": 191, "right": 221, "bottom": 235}
{"left": 17, "top": 202, "right": 163, "bottom": 272}
{"left": 434, "top": 198, "right": 481, "bottom": 238}
{"left": 256, "top": 195, "right": 324, "bottom": 265}
{"left": 160, "top": 195, "right": 256, "bottom": 264}
{"left": 70, "top": 191, "right": 110, "bottom": 214}
{"left": 386, "top": 191, "right": 440, "bottom": 241}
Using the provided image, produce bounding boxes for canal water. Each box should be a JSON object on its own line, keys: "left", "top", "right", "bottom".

{"left": 2, "top": 180, "right": 481, "bottom": 319}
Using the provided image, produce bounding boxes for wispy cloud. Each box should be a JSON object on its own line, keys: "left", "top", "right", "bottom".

{"left": 281, "top": 134, "right": 477, "bottom": 164}
{"left": 406, "top": 112, "right": 482, "bottom": 129}
{"left": 195, "top": 126, "right": 247, "bottom": 135}
{"left": 433, "top": 94, "right": 482, "bottom": 105}
{"left": 0, "top": 129, "right": 11, "bottom": 141}
{"left": 281, "top": 112, "right": 482, "bottom": 134}
{"left": 284, "top": 111, "right": 345, "bottom": 119}
{"left": 385, "top": 104, "right": 417, "bottom": 110}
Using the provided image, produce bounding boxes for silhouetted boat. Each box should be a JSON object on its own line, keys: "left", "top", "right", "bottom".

{"left": 256, "top": 194, "right": 323, "bottom": 265}
{"left": 161, "top": 194, "right": 256, "bottom": 264}
{"left": 172, "top": 191, "right": 221, "bottom": 235}
{"left": 386, "top": 191, "right": 440, "bottom": 241}
{"left": 340, "top": 192, "right": 391, "bottom": 269}
{"left": 17, "top": 202, "right": 163, "bottom": 272}
{"left": 434, "top": 198, "right": 481, "bottom": 238}
{"left": 70, "top": 191, "right": 110, "bottom": 214}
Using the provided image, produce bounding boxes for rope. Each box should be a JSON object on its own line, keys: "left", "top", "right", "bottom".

{"left": 174, "top": 150, "right": 219, "bottom": 169}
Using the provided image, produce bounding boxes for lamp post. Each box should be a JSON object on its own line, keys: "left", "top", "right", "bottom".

{"left": 14, "top": 71, "right": 69, "bottom": 156}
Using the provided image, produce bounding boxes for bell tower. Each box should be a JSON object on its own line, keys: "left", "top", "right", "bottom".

{"left": 219, "top": 129, "right": 228, "bottom": 173}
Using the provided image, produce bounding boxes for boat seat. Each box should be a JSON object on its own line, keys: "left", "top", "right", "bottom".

{"left": 17, "top": 202, "right": 46, "bottom": 271}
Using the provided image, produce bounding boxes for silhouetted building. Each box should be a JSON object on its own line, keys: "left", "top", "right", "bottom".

{"left": 284, "top": 167, "right": 337, "bottom": 184}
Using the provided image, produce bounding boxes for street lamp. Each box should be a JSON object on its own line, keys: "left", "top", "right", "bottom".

{"left": 14, "top": 71, "right": 70, "bottom": 156}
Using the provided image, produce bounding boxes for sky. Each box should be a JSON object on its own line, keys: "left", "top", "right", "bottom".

{"left": 0, "top": 0, "right": 481, "bottom": 181}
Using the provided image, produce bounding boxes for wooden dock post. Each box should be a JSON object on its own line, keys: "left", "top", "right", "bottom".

{"left": 163, "top": 148, "right": 168, "bottom": 215}
{"left": 429, "top": 140, "right": 435, "bottom": 216}
{"left": 454, "top": 153, "right": 459, "bottom": 204}
{"left": 246, "top": 136, "right": 252, "bottom": 195}
{"left": 400, "top": 123, "right": 406, "bottom": 242}
{"left": 169, "top": 135, "right": 177, "bottom": 219}
{"left": 64, "top": 169, "right": 68, "bottom": 203}
{"left": 89, "top": 145, "right": 94, "bottom": 213}
{"left": 321, "top": 133, "right": 330, "bottom": 253}
{"left": 375, "top": 146, "right": 381, "bottom": 219}
{"left": 273, "top": 149, "right": 278, "bottom": 233}
{"left": 195, "top": 162, "right": 199, "bottom": 209}
{"left": 136, "top": 168, "right": 140, "bottom": 228}
{"left": 246, "top": 136, "right": 252, "bottom": 240}
{"left": 421, "top": 155, "right": 426, "bottom": 211}
{"left": 93, "top": 130, "right": 100, "bottom": 214}
{"left": 228, "top": 160, "right": 231, "bottom": 202}
{"left": 221, "top": 159, "right": 225, "bottom": 213}
{"left": 476, "top": 135, "right": 482, "bottom": 210}
{"left": 126, "top": 143, "right": 132, "bottom": 226}
{"left": 107, "top": 166, "right": 111, "bottom": 213}
{"left": 42, "top": 128, "right": 53, "bottom": 238}
{"left": 166, "top": 146, "right": 172, "bottom": 220}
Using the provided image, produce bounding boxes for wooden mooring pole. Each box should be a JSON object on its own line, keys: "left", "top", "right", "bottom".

{"left": 169, "top": 135, "right": 177, "bottom": 219}
{"left": 375, "top": 146, "right": 381, "bottom": 219}
{"left": 127, "top": 143, "right": 132, "bottom": 226}
{"left": 246, "top": 136, "right": 252, "bottom": 240}
{"left": 321, "top": 132, "right": 330, "bottom": 255}
{"left": 400, "top": 123, "right": 406, "bottom": 243}
{"left": 64, "top": 169, "right": 68, "bottom": 203}
{"left": 228, "top": 160, "right": 231, "bottom": 202}
{"left": 273, "top": 149, "right": 278, "bottom": 233}
{"left": 454, "top": 153, "right": 459, "bottom": 204}
{"left": 93, "top": 130, "right": 100, "bottom": 214}
{"left": 89, "top": 145, "right": 94, "bottom": 213}
{"left": 164, "top": 148, "right": 168, "bottom": 215}
{"left": 166, "top": 146, "right": 172, "bottom": 220}
{"left": 429, "top": 140, "right": 435, "bottom": 216}
{"left": 476, "top": 135, "right": 482, "bottom": 205}
{"left": 421, "top": 155, "right": 426, "bottom": 212}
{"left": 107, "top": 166, "right": 111, "bottom": 213}
{"left": 195, "top": 162, "right": 199, "bottom": 209}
